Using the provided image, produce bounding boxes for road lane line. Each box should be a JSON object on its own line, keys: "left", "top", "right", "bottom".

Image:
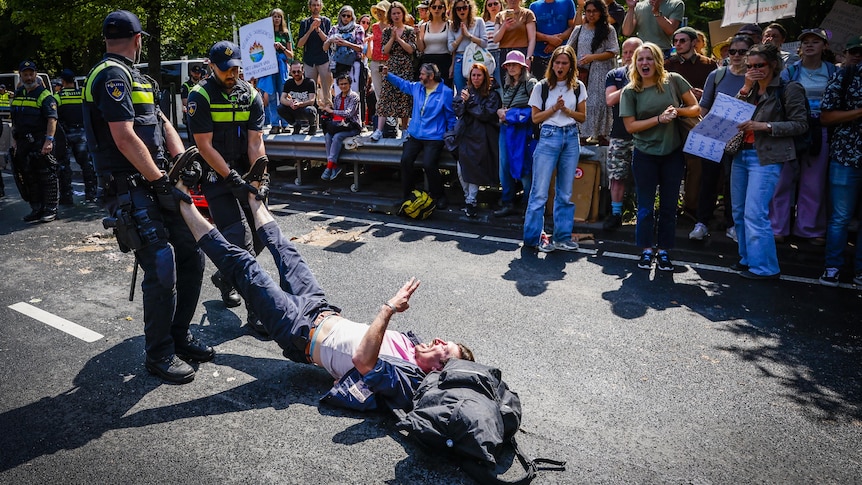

{"left": 9, "top": 302, "right": 103, "bottom": 343}
{"left": 281, "top": 209, "right": 839, "bottom": 287}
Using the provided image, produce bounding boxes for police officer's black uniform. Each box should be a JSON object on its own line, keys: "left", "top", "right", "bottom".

{"left": 56, "top": 69, "right": 99, "bottom": 202}
{"left": 187, "top": 41, "right": 268, "bottom": 332}
{"left": 83, "top": 10, "right": 212, "bottom": 384}
{"left": 180, "top": 66, "right": 203, "bottom": 141}
{"left": 10, "top": 60, "right": 60, "bottom": 222}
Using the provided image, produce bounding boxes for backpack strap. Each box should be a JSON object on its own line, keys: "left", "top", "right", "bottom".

{"left": 713, "top": 66, "right": 726, "bottom": 87}
{"left": 460, "top": 437, "right": 566, "bottom": 485}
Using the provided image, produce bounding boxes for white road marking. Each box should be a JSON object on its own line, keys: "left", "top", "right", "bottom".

{"left": 9, "top": 302, "right": 103, "bottom": 343}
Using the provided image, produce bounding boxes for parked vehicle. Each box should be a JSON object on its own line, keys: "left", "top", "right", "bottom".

{"left": 135, "top": 58, "right": 208, "bottom": 128}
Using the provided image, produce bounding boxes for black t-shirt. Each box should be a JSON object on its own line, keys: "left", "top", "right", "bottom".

{"left": 605, "top": 66, "right": 632, "bottom": 140}
{"left": 298, "top": 16, "right": 332, "bottom": 66}
{"left": 281, "top": 77, "right": 316, "bottom": 104}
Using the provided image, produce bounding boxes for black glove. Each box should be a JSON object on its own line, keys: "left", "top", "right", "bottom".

{"left": 150, "top": 174, "right": 192, "bottom": 211}
{"left": 255, "top": 173, "right": 270, "bottom": 201}
{"left": 179, "top": 161, "right": 203, "bottom": 188}
{"left": 226, "top": 169, "right": 258, "bottom": 200}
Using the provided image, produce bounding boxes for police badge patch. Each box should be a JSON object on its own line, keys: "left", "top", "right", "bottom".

{"left": 187, "top": 101, "right": 197, "bottom": 117}
{"left": 105, "top": 79, "right": 127, "bottom": 101}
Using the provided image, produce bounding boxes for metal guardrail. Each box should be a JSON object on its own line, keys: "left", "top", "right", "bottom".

{"left": 261, "top": 133, "right": 456, "bottom": 192}
{"left": 179, "top": 129, "right": 455, "bottom": 192}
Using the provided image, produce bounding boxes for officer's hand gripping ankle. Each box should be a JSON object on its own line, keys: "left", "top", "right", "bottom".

{"left": 151, "top": 174, "right": 192, "bottom": 210}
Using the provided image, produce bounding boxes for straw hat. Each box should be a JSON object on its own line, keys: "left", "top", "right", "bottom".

{"left": 371, "top": 0, "right": 391, "bottom": 21}
{"left": 712, "top": 37, "right": 732, "bottom": 59}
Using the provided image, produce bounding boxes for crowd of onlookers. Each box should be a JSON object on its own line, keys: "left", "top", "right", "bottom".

{"left": 4, "top": 0, "right": 860, "bottom": 288}
{"left": 253, "top": 0, "right": 860, "bottom": 287}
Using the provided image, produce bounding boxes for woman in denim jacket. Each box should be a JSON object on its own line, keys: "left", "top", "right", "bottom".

{"left": 730, "top": 43, "right": 808, "bottom": 279}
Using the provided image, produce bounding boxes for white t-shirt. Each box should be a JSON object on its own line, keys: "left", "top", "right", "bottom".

{"left": 528, "top": 80, "right": 587, "bottom": 127}
{"left": 318, "top": 317, "right": 417, "bottom": 379}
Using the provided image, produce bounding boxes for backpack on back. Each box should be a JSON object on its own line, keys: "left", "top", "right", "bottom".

{"left": 394, "top": 359, "right": 565, "bottom": 484}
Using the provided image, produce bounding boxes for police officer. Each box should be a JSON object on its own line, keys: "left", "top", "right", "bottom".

{"left": 187, "top": 41, "right": 270, "bottom": 335}
{"left": 82, "top": 10, "right": 213, "bottom": 384}
{"left": 180, "top": 65, "right": 204, "bottom": 140}
{"left": 10, "top": 60, "right": 60, "bottom": 222}
{"left": 56, "top": 68, "right": 99, "bottom": 203}
{"left": 0, "top": 84, "right": 10, "bottom": 115}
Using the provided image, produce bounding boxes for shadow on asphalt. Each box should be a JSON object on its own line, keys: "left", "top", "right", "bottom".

{"left": 593, "top": 255, "right": 862, "bottom": 424}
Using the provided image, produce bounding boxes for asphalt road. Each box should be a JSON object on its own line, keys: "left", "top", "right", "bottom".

{"left": 1, "top": 174, "right": 860, "bottom": 484}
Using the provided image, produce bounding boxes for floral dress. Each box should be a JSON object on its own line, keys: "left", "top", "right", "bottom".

{"left": 568, "top": 24, "right": 618, "bottom": 139}
{"left": 378, "top": 26, "right": 416, "bottom": 118}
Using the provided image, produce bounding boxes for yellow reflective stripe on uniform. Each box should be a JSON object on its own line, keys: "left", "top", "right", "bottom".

{"left": 84, "top": 59, "right": 131, "bottom": 102}
{"left": 11, "top": 89, "right": 51, "bottom": 108}
{"left": 192, "top": 85, "right": 253, "bottom": 123}
{"left": 210, "top": 111, "right": 251, "bottom": 122}
{"left": 131, "top": 90, "right": 154, "bottom": 104}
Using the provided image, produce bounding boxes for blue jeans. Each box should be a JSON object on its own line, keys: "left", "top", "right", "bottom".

{"left": 197, "top": 222, "right": 338, "bottom": 364}
{"left": 632, "top": 148, "right": 685, "bottom": 249}
{"left": 523, "top": 124, "right": 579, "bottom": 245}
{"left": 325, "top": 129, "right": 361, "bottom": 163}
{"left": 498, "top": 129, "right": 532, "bottom": 205}
{"left": 824, "top": 161, "right": 862, "bottom": 271}
{"left": 731, "top": 149, "right": 782, "bottom": 276}
{"left": 453, "top": 53, "right": 466, "bottom": 95}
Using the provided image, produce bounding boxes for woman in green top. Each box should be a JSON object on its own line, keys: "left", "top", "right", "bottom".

{"left": 619, "top": 42, "right": 700, "bottom": 272}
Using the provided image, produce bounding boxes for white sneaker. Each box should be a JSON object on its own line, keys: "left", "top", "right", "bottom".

{"left": 725, "top": 226, "right": 738, "bottom": 242}
{"left": 370, "top": 130, "right": 383, "bottom": 142}
{"left": 689, "top": 222, "right": 709, "bottom": 240}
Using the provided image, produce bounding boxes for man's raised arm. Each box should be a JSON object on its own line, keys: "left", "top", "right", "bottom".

{"left": 353, "top": 278, "right": 421, "bottom": 375}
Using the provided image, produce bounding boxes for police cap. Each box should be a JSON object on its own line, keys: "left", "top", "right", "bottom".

{"left": 60, "top": 68, "right": 76, "bottom": 82}
{"left": 19, "top": 60, "right": 37, "bottom": 72}
{"left": 209, "top": 41, "right": 243, "bottom": 72}
{"left": 103, "top": 10, "right": 148, "bottom": 39}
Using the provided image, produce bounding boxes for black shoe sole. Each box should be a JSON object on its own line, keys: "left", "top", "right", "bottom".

{"left": 167, "top": 146, "right": 201, "bottom": 183}
{"left": 145, "top": 361, "right": 195, "bottom": 384}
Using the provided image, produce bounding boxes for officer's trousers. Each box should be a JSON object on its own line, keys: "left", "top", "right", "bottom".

{"left": 56, "top": 125, "right": 98, "bottom": 201}
{"left": 13, "top": 137, "right": 58, "bottom": 212}
{"left": 104, "top": 177, "right": 205, "bottom": 359}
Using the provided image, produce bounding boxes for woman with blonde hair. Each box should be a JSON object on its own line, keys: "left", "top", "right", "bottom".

{"left": 523, "top": 45, "right": 586, "bottom": 252}
{"left": 619, "top": 42, "right": 700, "bottom": 272}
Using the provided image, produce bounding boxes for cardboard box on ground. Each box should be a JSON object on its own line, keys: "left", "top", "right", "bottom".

{"left": 545, "top": 158, "right": 601, "bottom": 223}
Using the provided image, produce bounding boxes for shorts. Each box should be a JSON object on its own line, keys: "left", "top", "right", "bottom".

{"left": 606, "top": 138, "right": 635, "bottom": 182}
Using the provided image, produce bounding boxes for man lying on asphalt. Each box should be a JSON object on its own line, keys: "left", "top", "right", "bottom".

{"left": 174, "top": 166, "right": 474, "bottom": 410}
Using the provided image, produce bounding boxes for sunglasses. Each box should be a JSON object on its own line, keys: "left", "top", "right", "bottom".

{"left": 431, "top": 4, "right": 445, "bottom": 9}
{"left": 341, "top": 14, "right": 352, "bottom": 18}
{"left": 727, "top": 48, "right": 747, "bottom": 55}
{"left": 673, "top": 37, "right": 689, "bottom": 44}
{"left": 456, "top": 5, "right": 469, "bottom": 11}
{"left": 745, "top": 62, "right": 768, "bottom": 69}
{"left": 486, "top": 2, "right": 500, "bottom": 6}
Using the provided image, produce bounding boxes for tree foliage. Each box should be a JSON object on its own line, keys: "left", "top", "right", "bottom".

{"left": 4, "top": 0, "right": 861, "bottom": 78}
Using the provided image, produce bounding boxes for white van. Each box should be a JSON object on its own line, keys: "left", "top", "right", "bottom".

{"left": 135, "top": 58, "right": 207, "bottom": 128}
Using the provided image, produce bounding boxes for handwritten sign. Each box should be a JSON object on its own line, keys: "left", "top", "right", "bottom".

{"left": 240, "top": 17, "right": 278, "bottom": 80}
{"left": 684, "top": 93, "right": 755, "bottom": 163}
{"left": 722, "top": 0, "right": 797, "bottom": 27}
